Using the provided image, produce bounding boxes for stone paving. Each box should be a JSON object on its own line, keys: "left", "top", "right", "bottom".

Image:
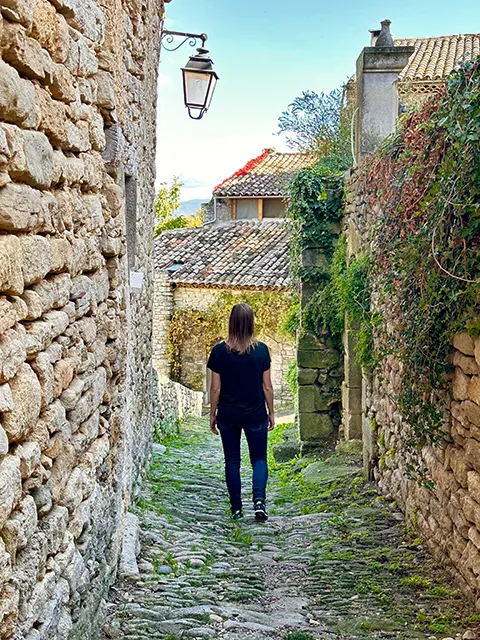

{"left": 102, "top": 419, "right": 479, "bottom": 640}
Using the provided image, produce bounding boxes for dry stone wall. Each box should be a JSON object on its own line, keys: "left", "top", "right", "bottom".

{"left": 152, "top": 281, "right": 296, "bottom": 409}
{"left": 0, "top": 0, "right": 164, "bottom": 637}
{"left": 345, "top": 171, "right": 480, "bottom": 608}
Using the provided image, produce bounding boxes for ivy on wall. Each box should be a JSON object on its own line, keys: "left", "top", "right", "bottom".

{"left": 167, "top": 290, "right": 296, "bottom": 385}
{"left": 356, "top": 58, "right": 480, "bottom": 465}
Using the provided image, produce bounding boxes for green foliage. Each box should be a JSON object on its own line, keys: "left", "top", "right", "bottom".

{"left": 286, "top": 362, "right": 298, "bottom": 399}
{"left": 358, "top": 58, "right": 480, "bottom": 466}
{"left": 154, "top": 176, "right": 202, "bottom": 236}
{"left": 280, "top": 294, "right": 300, "bottom": 337}
{"left": 167, "top": 290, "right": 295, "bottom": 382}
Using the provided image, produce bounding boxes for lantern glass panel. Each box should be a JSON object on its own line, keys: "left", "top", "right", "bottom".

{"left": 183, "top": 70, "right": 210, "bottom": 108}
{"left": 205, "top": 75, "right": 218, "bottom": 110}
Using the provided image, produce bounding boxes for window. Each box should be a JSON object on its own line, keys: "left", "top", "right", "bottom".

{"left": 263, "top": 199, "right": 285, "bottom": 218}
{"left": 236, "top": 199, "right": 258, "bottom": 219}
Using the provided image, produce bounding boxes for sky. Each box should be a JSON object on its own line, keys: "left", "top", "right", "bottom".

{"left": 156, "top": 0, "right": 480, "bottom": 202}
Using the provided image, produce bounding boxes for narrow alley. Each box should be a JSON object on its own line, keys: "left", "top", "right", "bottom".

{"left": 102, "top": 420, "right": 478, "bottom": 640}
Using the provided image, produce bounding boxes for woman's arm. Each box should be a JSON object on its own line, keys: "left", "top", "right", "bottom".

{"left": 209, "top": 371, "right": 221, "bottom": 435}
{"left": 262, "top": 369, "right": 275, "bottom": 431}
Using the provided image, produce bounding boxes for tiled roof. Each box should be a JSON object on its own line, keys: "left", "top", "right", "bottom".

{"left": 153, "top": 220, "right": 290, "bottom": 289}
{"left": 396, "top": 34, "right": 480, "bottom": 82}
{"left": 213, "top": 148, "right": 316, "bottom": 198}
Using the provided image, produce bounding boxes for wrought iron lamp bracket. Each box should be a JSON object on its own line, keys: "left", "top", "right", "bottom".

{"left": 161, "top": 28, "right": 208, "bottom": 52}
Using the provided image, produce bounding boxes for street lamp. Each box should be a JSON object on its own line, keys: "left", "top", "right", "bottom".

{"left": 161, "top": 29, "right": 219, "bottom": 120}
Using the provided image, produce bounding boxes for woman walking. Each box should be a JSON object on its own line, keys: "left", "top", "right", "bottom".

{"left": 207, "top": 303, "right": 275, "bottom": 521}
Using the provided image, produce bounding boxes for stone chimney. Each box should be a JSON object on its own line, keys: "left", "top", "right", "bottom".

{"left": 355, "top": 20, "right": 414, "bottom": 158}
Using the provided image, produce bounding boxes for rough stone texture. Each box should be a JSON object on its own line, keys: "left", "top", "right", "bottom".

{"left": 153, "top": 278, "right": 296, "bottom": 409}
{"left": 344, "top": 169, "right": 480, "bottom": 609}
{"left": 297, "top": 224, "right": 343, "bottom": 447}
{"left": 0, "top": 0, "right": 166, "bottom": 637}
{"left": 157, "top": 375, "right": 203, "bottom": 422}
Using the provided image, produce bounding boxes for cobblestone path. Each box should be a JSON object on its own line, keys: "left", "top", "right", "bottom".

{"left": 103, "top": 419, "right": 478, "bottom": 640}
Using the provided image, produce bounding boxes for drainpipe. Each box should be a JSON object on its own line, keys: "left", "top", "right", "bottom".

{"left": 355, "top": 19, "right": 414, "bottom": 159}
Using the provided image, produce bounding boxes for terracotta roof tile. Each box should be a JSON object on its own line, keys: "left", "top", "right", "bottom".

{"left": 154, "top": 220, "right": 290, "bottom": 289}
{"left": 213, "top": 149, "right": 316, "bottom": 198}
{"left": 395, "top": 34, "right": 480, "bottom": 82}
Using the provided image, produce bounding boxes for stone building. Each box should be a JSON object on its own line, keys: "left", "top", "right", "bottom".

{"left": 204, "top": 148, "right": 315, "bottom": 224}
{"left": 338, "top": 20, "right": 480, "bottom": 605}
{"left": 0, "top": 0, "right": 167, "bottom": 637}
{"left": 153, "top": 219, "right": 296, "bottom": 408}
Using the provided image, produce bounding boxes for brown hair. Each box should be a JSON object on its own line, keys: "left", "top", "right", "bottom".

{"left": 225, "top": 303, "right": 257, "bottom": 354}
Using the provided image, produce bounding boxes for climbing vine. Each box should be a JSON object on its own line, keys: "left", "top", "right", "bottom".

{"left": 357, "top": 58, "right": 480, "bottom": 461}
{"left": 167, "top": 290, "right": 295, "bottom": 383}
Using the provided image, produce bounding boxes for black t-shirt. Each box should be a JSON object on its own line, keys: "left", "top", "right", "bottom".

{"left": 207, "top": 341, "right": 271, "bottom": 426}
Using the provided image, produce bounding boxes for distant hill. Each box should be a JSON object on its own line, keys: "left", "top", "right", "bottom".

{"left": 175, "top": 199, "right": 207, "bottom": 217}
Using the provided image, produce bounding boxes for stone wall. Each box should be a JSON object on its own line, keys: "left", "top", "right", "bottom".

{"left": 297, "top": 235, "right": 343, "bottom": 450}
{"left": 0, "top": 0, "right": 164, "bottom": 637}
{"left": 344, "top": 171, "right": 480, "bottom": 607}
{"left": 152, "top": 279, "right": 296, "bottom": 409}
{"left": 157, "top": 375, "right": 203, "bottom": 422}
{"left": 202, "top": 198, "right": 233, "bottom": 225}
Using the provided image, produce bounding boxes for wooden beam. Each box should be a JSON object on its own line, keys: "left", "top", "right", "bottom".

{"left": 258, "top": 198, "right": 263, "bottom": 220}
{"left": 232, "top": 199, "right": 237, "bottom": 220}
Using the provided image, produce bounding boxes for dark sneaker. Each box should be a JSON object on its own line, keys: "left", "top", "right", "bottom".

{"left": 232, "top": 510, "right": 243, "bottom": 521}
{"left": 254, "top": 501, "right": 268, "bottom": 521}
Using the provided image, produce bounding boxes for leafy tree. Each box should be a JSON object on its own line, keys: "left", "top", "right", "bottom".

{"left": 154, "top": 177, "right": 202, "bottom": 236}
{"left": 277, "top": 87, "right": 353, "bottom": 169}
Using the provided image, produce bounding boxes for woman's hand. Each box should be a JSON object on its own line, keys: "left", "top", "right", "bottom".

{"left": 268, "top": 413, "right": 275, "bottom": 431}
{"left": 210, "top": 414, "right": 219, "bottom": 435}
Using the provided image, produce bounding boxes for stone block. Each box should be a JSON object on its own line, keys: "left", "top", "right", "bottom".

{"left": 0, "top": 235, "right": 24, "bottom": 295}
{"left": 95, "top": 70, "right": 116, "bottom": 109}
{"left": 299, "top": 411, "right": 334, "bottom": 442}
{"left": 19, "top": 235, "right": 52, "bottom": 286}
{"left": 344, "top": 411, "right": 363, "bottom": 440}
{"left": 0, "top": 0, "right": 37, "bottom": 27}
{"left": 297, "top": 348, "right": 339, "bottom": 370}
{"left": 31, "top": 0, "right": 70, "bottom": 64}
{"left": 2, "top": 495, "right": 37, "bottom": 558}
{"left": 0, "top": 21, "right": 54, "bottom": 82}
{"left": 0, "top": 59, "right": 36, "bottom": 126}
{"left": 0, "top": 455, "right": 22, "bottom": 528}
{"left": 0, "top": 425, "right": 8, "bottom": 455}
{"left": 454, "top": 352, "right": 480, "bottom": 376}
{"left": 15, "top": 441, "right": 41, "bottom": 479}
{"left": 453, "top": 368, "right": 470, "bottom": 401}
{"left": 454, "top": 332, "right": 475, "bottom": 356}
{"left": 65, "top": 32, "right": 98, "bottom": 77}
{"left": 40, "top": 505, "right": 68, "bottom": 555}
{"left": 298, "top": 384, "right": 335, "bottom": 412}
{"left": 2, "top": 363, "right": 41, "bottom": 441}
{"left": 0, "top": 298, "right": 18, "bottom": 333}
{"left": 464, "top": 400, "right": 480, "bottom": 427}
{"left": 50, "top": 0, "right": 106, "bottom": 43}
{"left": 272, "top": 440, "right": 301, "bottom": 463}
{"left": 342, "top": 382, "right": 362, "bottom": 414}
{"left": 466, "top": 438, "right": 480, "bottom": 474}
{"left": 297, "top": 367, "right": 317, "bottom": 386}
{"left": 31, "top": 352, "right": 54, "bottom": 410}
{"left": 8, "top": 129, "right": 54, "bottom": 189}
{"left": 301, "top": 248, "right": 330, "bottom": 271}
{"left": 0, "top": 583, "right": 19, "bottom": 639}
{"left": 0, "top": 326, "right": 27, "bottom": 382}
{"left": 467, "top": 376, "right": 480, "bottom": 405}
{"left": 50, "top": 63, "right": 76, "bottom": 103}
{"left": 0, "top": 383, "right": 13, "bottom": 413}
{"left": 0, "top": 183, "right": 42, "bottom": 231}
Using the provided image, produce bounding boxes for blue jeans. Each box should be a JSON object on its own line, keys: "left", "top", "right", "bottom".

{"left": 217, "top": 420, "right": 269, "bottom": 513}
